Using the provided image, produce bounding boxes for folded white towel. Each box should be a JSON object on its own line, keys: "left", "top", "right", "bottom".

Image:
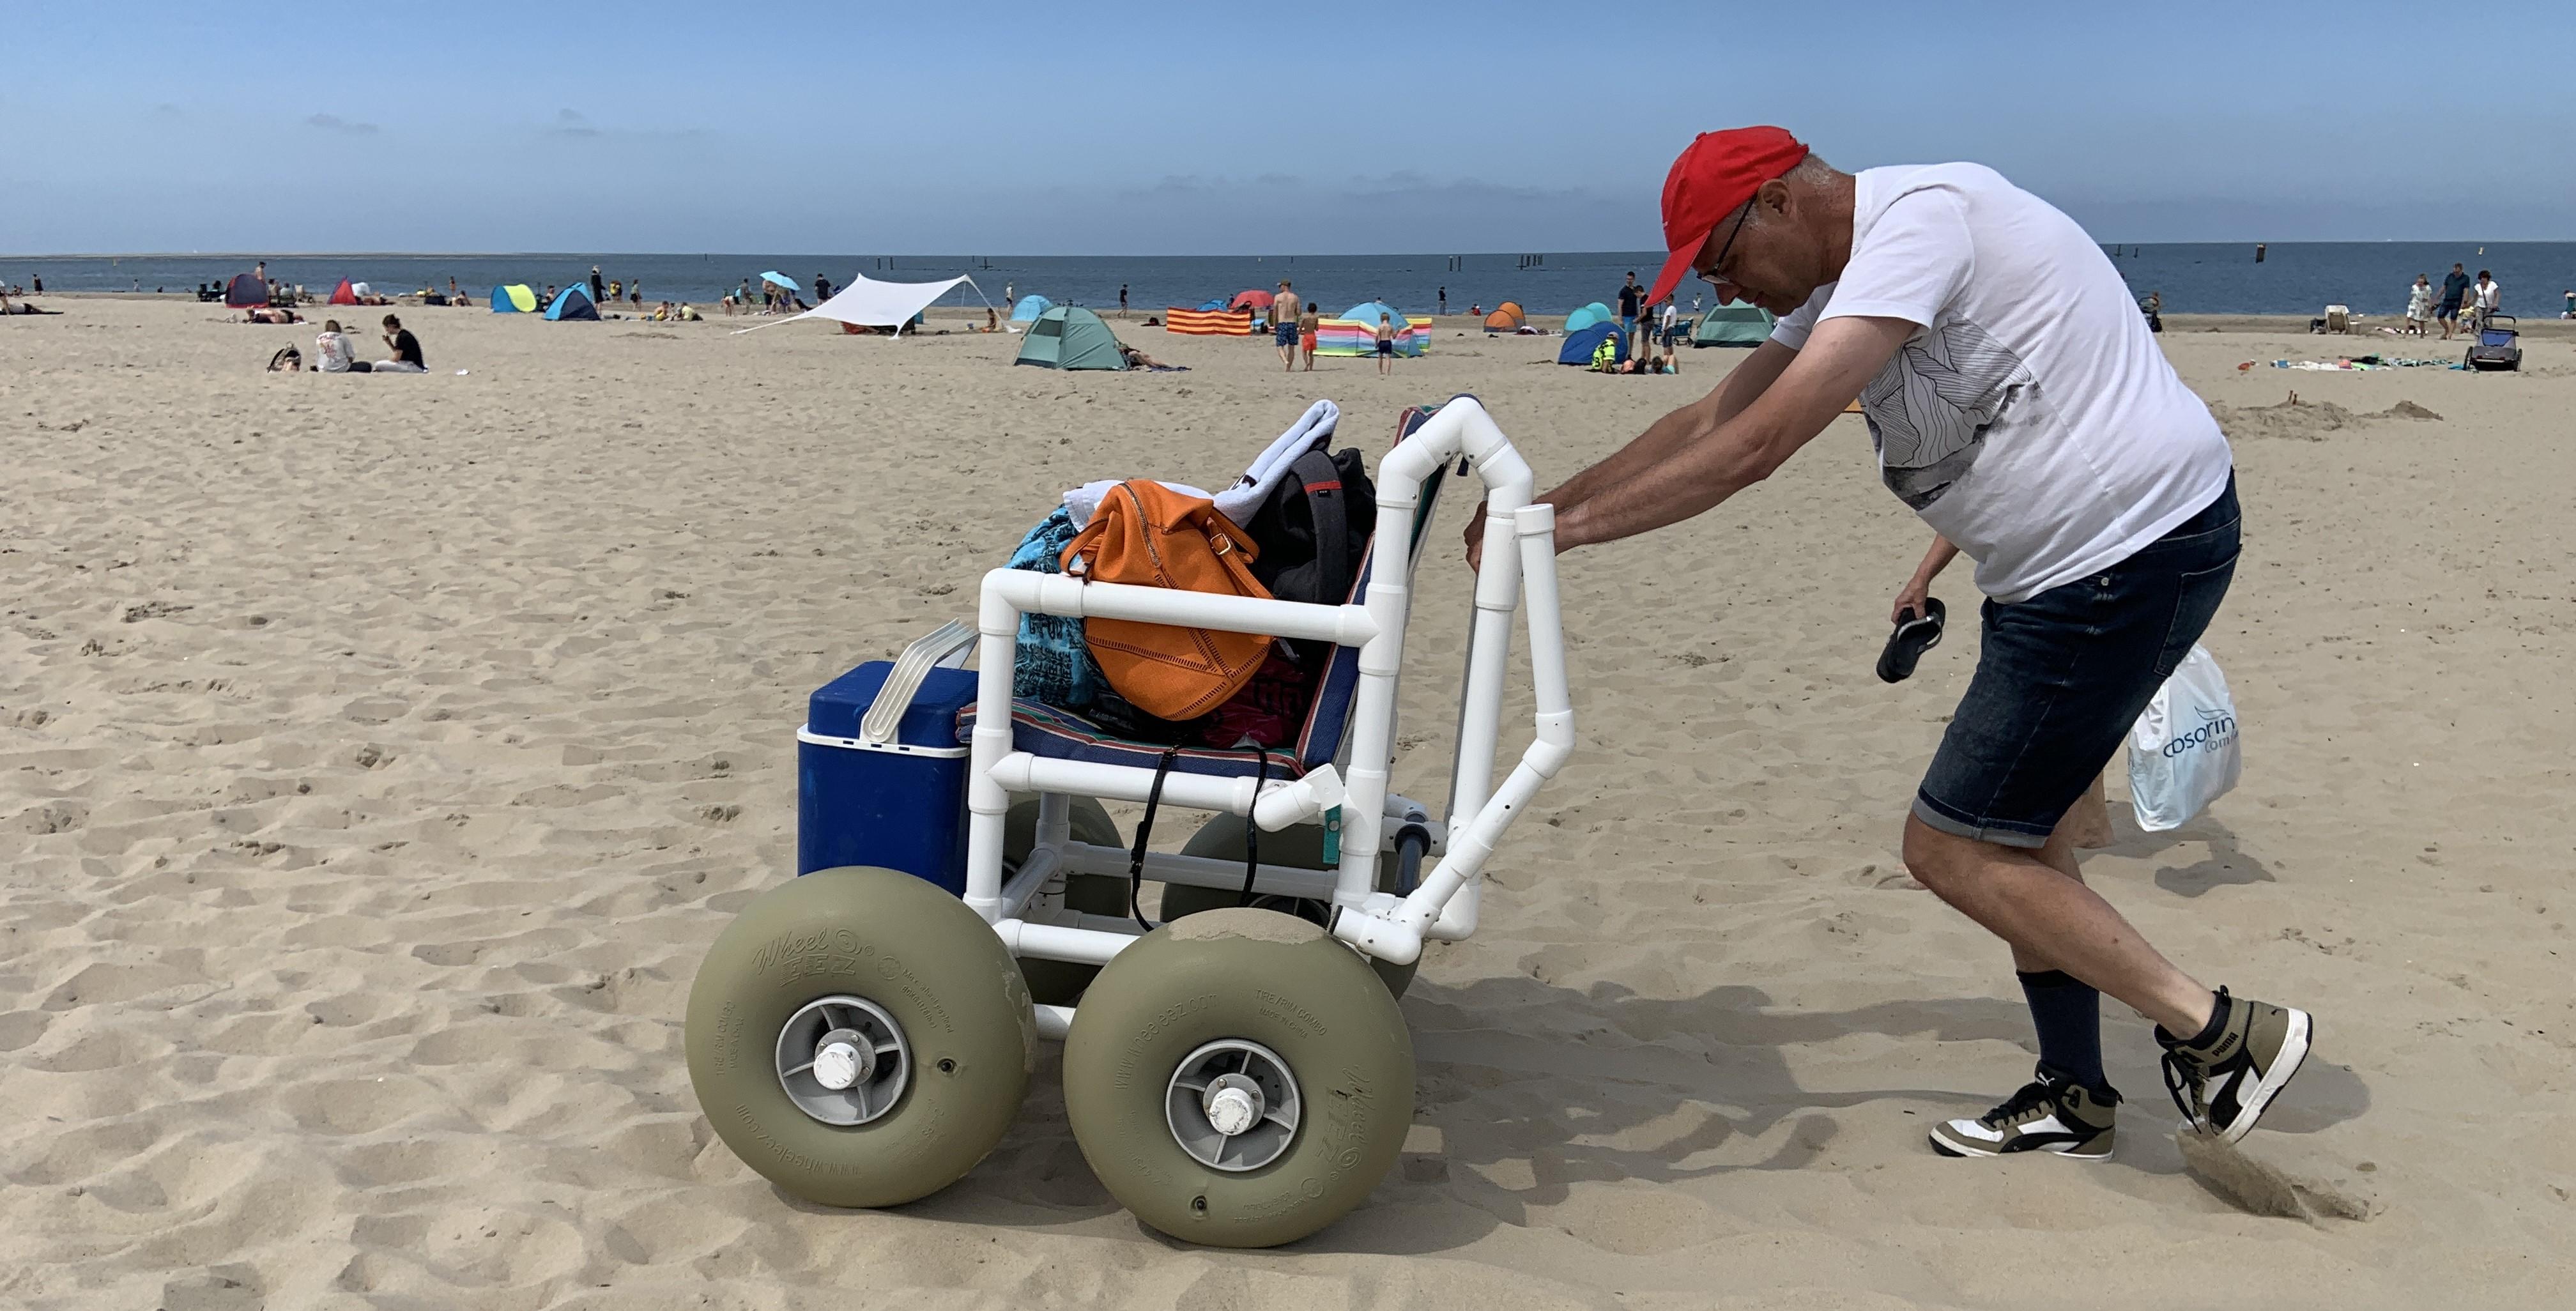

{"left": 1062, "top": 479, "right": 1215, "bottom": 529}
{"left": 1213, "top": 399, "right": 1338, "bottom": 524}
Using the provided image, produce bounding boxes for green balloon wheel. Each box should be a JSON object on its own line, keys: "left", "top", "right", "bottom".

{"left": 1062, "top": 908, "right": 1414, "bottom": 1248}
{"left": 1005, "top": 796, "right": 1126, "bottom": 1004}
{"left": 1165, "top": 812, "right": 1418, "bottom": 997}
{"left": 684, "top": 865, "right": 1034, "bottom": 1209}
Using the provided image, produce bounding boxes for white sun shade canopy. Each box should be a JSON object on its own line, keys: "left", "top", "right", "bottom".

{"left": 733, "top": 273, "right": 980, "bottom": 335}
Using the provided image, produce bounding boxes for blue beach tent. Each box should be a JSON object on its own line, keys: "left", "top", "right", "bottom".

{"left": 1558, "top": 321, "right": 1627, "bottom": 367}
{"left": 1563, "top": 301, "right": 1614, "bottom": 334}
{"left": 1011, "top": 295, "right": 1054, "bottom": 321}
{"left": 545, "top": 286, "right": 601, "bottom": 321}
{"left": 491, "top": 284, "right": 539, "bottom": 313}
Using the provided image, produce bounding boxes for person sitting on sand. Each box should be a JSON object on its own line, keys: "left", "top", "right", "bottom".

{"left": 314, "top": 319, "right": 370, "bottom": 373}
{"left": 984, "top": 307, "right": 1000, "bottom": 332}
{"left": 375, "top": 314, "right": 425, "bottom": 372}
{"left": 1477, "top": 126, "right": 2312, "bottom": 1163}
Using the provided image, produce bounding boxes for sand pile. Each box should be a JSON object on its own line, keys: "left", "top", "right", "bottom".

{"left": 2209, "top": 396, "right": 2444, "bottom": 441}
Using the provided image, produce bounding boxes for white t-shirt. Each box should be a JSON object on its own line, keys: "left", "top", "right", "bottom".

{"left": 313, "top": 330, "right": 355, "bottom": 372}
{"left": 1770, "top": 162, "right": 2232, "bottom": 602}
{"left": 2475, "top": 280, "right": 2501, "bottom": 311}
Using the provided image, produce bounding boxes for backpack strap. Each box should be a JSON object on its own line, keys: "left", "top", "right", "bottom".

{"left": 1287, "top": 447, "right": 1351, "bottom": 607}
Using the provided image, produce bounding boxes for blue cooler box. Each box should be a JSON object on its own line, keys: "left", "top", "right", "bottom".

{"left": 798, "top": 661, "right": 979, "bottom": 893}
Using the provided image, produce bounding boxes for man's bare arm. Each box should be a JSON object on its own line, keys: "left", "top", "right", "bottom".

{"left": 1540, "top": 337, "right": 1800, "bottom": 510}
{"left": 1553, "top": 316, "right": 1915, "bottom": 551}
{"left": 1464, "top": 338, "right": 1799, "bottom": 567}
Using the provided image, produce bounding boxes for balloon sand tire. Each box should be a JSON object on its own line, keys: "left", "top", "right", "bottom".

{"left": 1005, "top": 796, "right": 1126, "bottom": 1005}
{"left": 1062, "top": 907, "right": 1414, "bottom": 1248}
{"left": 1163, "top": 813, "right": 1418, "bottom": 997}
{"left": 685, "top": 865, "right": 1034, "bottom": 1209}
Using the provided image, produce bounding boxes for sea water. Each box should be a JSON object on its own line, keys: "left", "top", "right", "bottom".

{"left": 9, "top": 243, "right": 2572, "bottom": 321}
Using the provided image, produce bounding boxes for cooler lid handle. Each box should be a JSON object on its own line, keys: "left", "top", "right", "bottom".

{"left": 860, "top": 620, "right": 976, "bottom": 746}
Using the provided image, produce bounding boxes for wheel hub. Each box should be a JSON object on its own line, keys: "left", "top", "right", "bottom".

{"left": 1167, "top": 1039, "right": 1300, "bottom": 1171}
{"left": 776, "top": 995, "right": 908, "bottom": 1126}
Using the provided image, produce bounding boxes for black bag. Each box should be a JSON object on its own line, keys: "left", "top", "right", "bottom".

{"left": 1243, "top": 447, "right": 1375, "bottom": 606}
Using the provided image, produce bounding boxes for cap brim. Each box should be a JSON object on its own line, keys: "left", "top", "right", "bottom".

{"left": 1646, "top": 239, "right": 1701, "bottom": 307}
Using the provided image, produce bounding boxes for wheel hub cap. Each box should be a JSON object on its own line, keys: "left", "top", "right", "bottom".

{"left": 1167, "top": 1039, "right": 1300, "bottom": 1171}
{"left": 776, "top": 995, "right": 908, "bottom": 1126}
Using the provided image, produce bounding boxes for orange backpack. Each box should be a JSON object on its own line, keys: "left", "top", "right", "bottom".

{"left": 1062, "top": 480, "right": 1276, "bottom": 720}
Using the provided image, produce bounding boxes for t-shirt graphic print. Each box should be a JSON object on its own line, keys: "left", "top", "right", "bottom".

{"left": 1860, "top": 312, "right": 2034, "bottom": 512}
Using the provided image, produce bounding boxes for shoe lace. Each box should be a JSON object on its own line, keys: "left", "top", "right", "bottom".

{"left": 1982, "top": 1079, "right": 2060, "bottom": 1129}
{"left": 2160, "top": 1050, "right": 2205, "bottom": 1128}
{"left": 2159, "top": 990, "right": 2231, "bottom": 1130}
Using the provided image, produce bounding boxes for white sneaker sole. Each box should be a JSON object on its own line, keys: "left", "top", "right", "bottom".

{"left": 1927, "top": 1129, "right": 2113, "bottom": 1161}
{"left": 2184, "top": 1007, "right": 2313, "bottom": 1144}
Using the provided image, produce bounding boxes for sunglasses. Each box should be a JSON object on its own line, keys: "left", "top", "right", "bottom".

{"left": 1695, "top": 201, "right": 1755, "bottom": 292}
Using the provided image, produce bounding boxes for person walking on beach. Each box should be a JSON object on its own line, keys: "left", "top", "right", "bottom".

{"left": 1374, "top": 311, "right": 1397, "bottom": 376}
{"left": 1298, "top": 299, "right": 1321, "bottom": 371}
{"left": 1471, "top": 126, "right": 2313, "bottom": 1163}
{"left": 1616, "top": 272, "right": 1642, "bottom": 344}
{"left": 2472, "top": 270, "right": 2501, "bottom": 324}
{"left": 589, "top": 266, "right": 606, "bottom": 306}
{"left": 1438, "top": 285, "right": 1448, "bottom": 316}
{"left": 2438, "top": 263, "right": 2471, "bottom": 338}
{"left": 1273, "top": 280, "right": 1303, "bottom": 371}
{"left": 2405, "top": 275, "right": 2434, "bottom": 336}
{"left": 1119, "top": 283, "right": 1129, "bottom": 316}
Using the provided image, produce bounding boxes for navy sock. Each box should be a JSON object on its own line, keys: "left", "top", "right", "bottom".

{"left": 2018, "top": 969, "right": 2111, "bottom": 1097}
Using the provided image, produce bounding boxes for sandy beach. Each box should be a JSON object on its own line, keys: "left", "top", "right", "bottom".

{"left": 5, "top": 296, "right": 2573, "bottom": 1308}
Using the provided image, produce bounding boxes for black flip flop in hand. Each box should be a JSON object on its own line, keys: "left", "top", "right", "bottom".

{"left": 1877, "top": 597, "right": 1945, "bottom": 683}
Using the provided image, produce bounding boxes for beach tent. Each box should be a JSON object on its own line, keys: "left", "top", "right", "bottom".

{"left": 1558, "top": 321, "right": 1627, "bottom": 367}
{"left": 1316, "top": 309, "right": 1430, "bottom": 357}
{"left": 491, "top": 284, "right": 539, "bottom": 313}
{"left": 546, "top": 286, "right": 601, "bottom": 321}
{"left": 1230, "top": 289, "right": 1275, "bottom": 311}
{"left": 224, "top": 273, "right": 268, "bottom": 308}
{"left": 1691, "top": 299, "right": 1774, "bottom": 346}
{"left": 1563, "top": 301, "right": 1614, "bottom": 334}
{"left": 1011, "top": 295, "right": 1054, "bottom": 322}
{"left": 1482, "top": 302, "right": 1527, "bottom": 333}
{"left": 733, "top": 272, "right": 977, "bottom": 337}
{"left": 1195, "top": 297, "right": 1231, "bottom": 312}
{"left": 328, "top": 279, "right": 358, "bottom": 306}
{"left": 1014, "top": 305, "right": 1129, "bottom": 370}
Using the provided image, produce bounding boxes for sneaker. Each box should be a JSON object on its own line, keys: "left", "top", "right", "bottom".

{"left": 1928, "top": 1066, "right": 2119, "bottom": 1160}
{"left": 2156, "top": 988, "right": 2312, "bottom": 1144}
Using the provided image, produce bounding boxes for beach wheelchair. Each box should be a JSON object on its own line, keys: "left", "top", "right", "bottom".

{"left": 682, "top": 396, "right": 1574, "bottom": 1247}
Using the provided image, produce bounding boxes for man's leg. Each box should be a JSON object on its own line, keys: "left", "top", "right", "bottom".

{"left": 1905, "top": 814, "right": 2213, "bottom": 1038}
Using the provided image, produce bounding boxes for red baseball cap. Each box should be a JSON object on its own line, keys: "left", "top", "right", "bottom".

{"left": 1646, "top": 126, "right": 1811, "bottom": 305}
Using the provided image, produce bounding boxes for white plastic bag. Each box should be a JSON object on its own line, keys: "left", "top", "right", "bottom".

{"left": 2128, "top": 645, "right": 2241, "bottom": 831}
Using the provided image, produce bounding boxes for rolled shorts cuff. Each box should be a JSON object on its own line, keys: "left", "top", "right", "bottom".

{"left": 1911, "top": 790, "right": 2053, "bottom": 849}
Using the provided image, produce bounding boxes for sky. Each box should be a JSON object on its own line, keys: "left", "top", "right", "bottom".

{"left": 4, "top": 0, "right": 2572, "bottom": 254}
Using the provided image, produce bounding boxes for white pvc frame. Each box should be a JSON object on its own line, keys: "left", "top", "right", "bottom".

{"left": 958, "top": 396, "right": 1575, "bottom": 1040}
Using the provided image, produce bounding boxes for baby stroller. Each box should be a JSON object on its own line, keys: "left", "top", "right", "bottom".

{"left": 2467, "top": 314, "right": 2521, "bottom": 371}
{"left": 682, "top": 395, "right": 1574, "bottom": 1247}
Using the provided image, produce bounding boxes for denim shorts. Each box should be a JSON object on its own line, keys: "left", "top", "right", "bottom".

{"left": 1913, "top": 475, "right": 2241, "bottom": 848}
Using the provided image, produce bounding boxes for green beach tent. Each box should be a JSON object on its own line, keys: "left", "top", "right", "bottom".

{"left": 1013, "top": 305, "right": 1130, "bottom": 371}
{"left": 491, "top": 284, "right": 539, "bottom": 313}
{"left": 1691, "top": 299, "right": 1775, "bottom": 346}
{"left": 1563, "top": 301, "right": 1614, "bottom": 334}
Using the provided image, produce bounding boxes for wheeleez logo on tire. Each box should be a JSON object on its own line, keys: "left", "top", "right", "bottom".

{"left": 2161, "top": 708, "right": 2235, "bottom": 758}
